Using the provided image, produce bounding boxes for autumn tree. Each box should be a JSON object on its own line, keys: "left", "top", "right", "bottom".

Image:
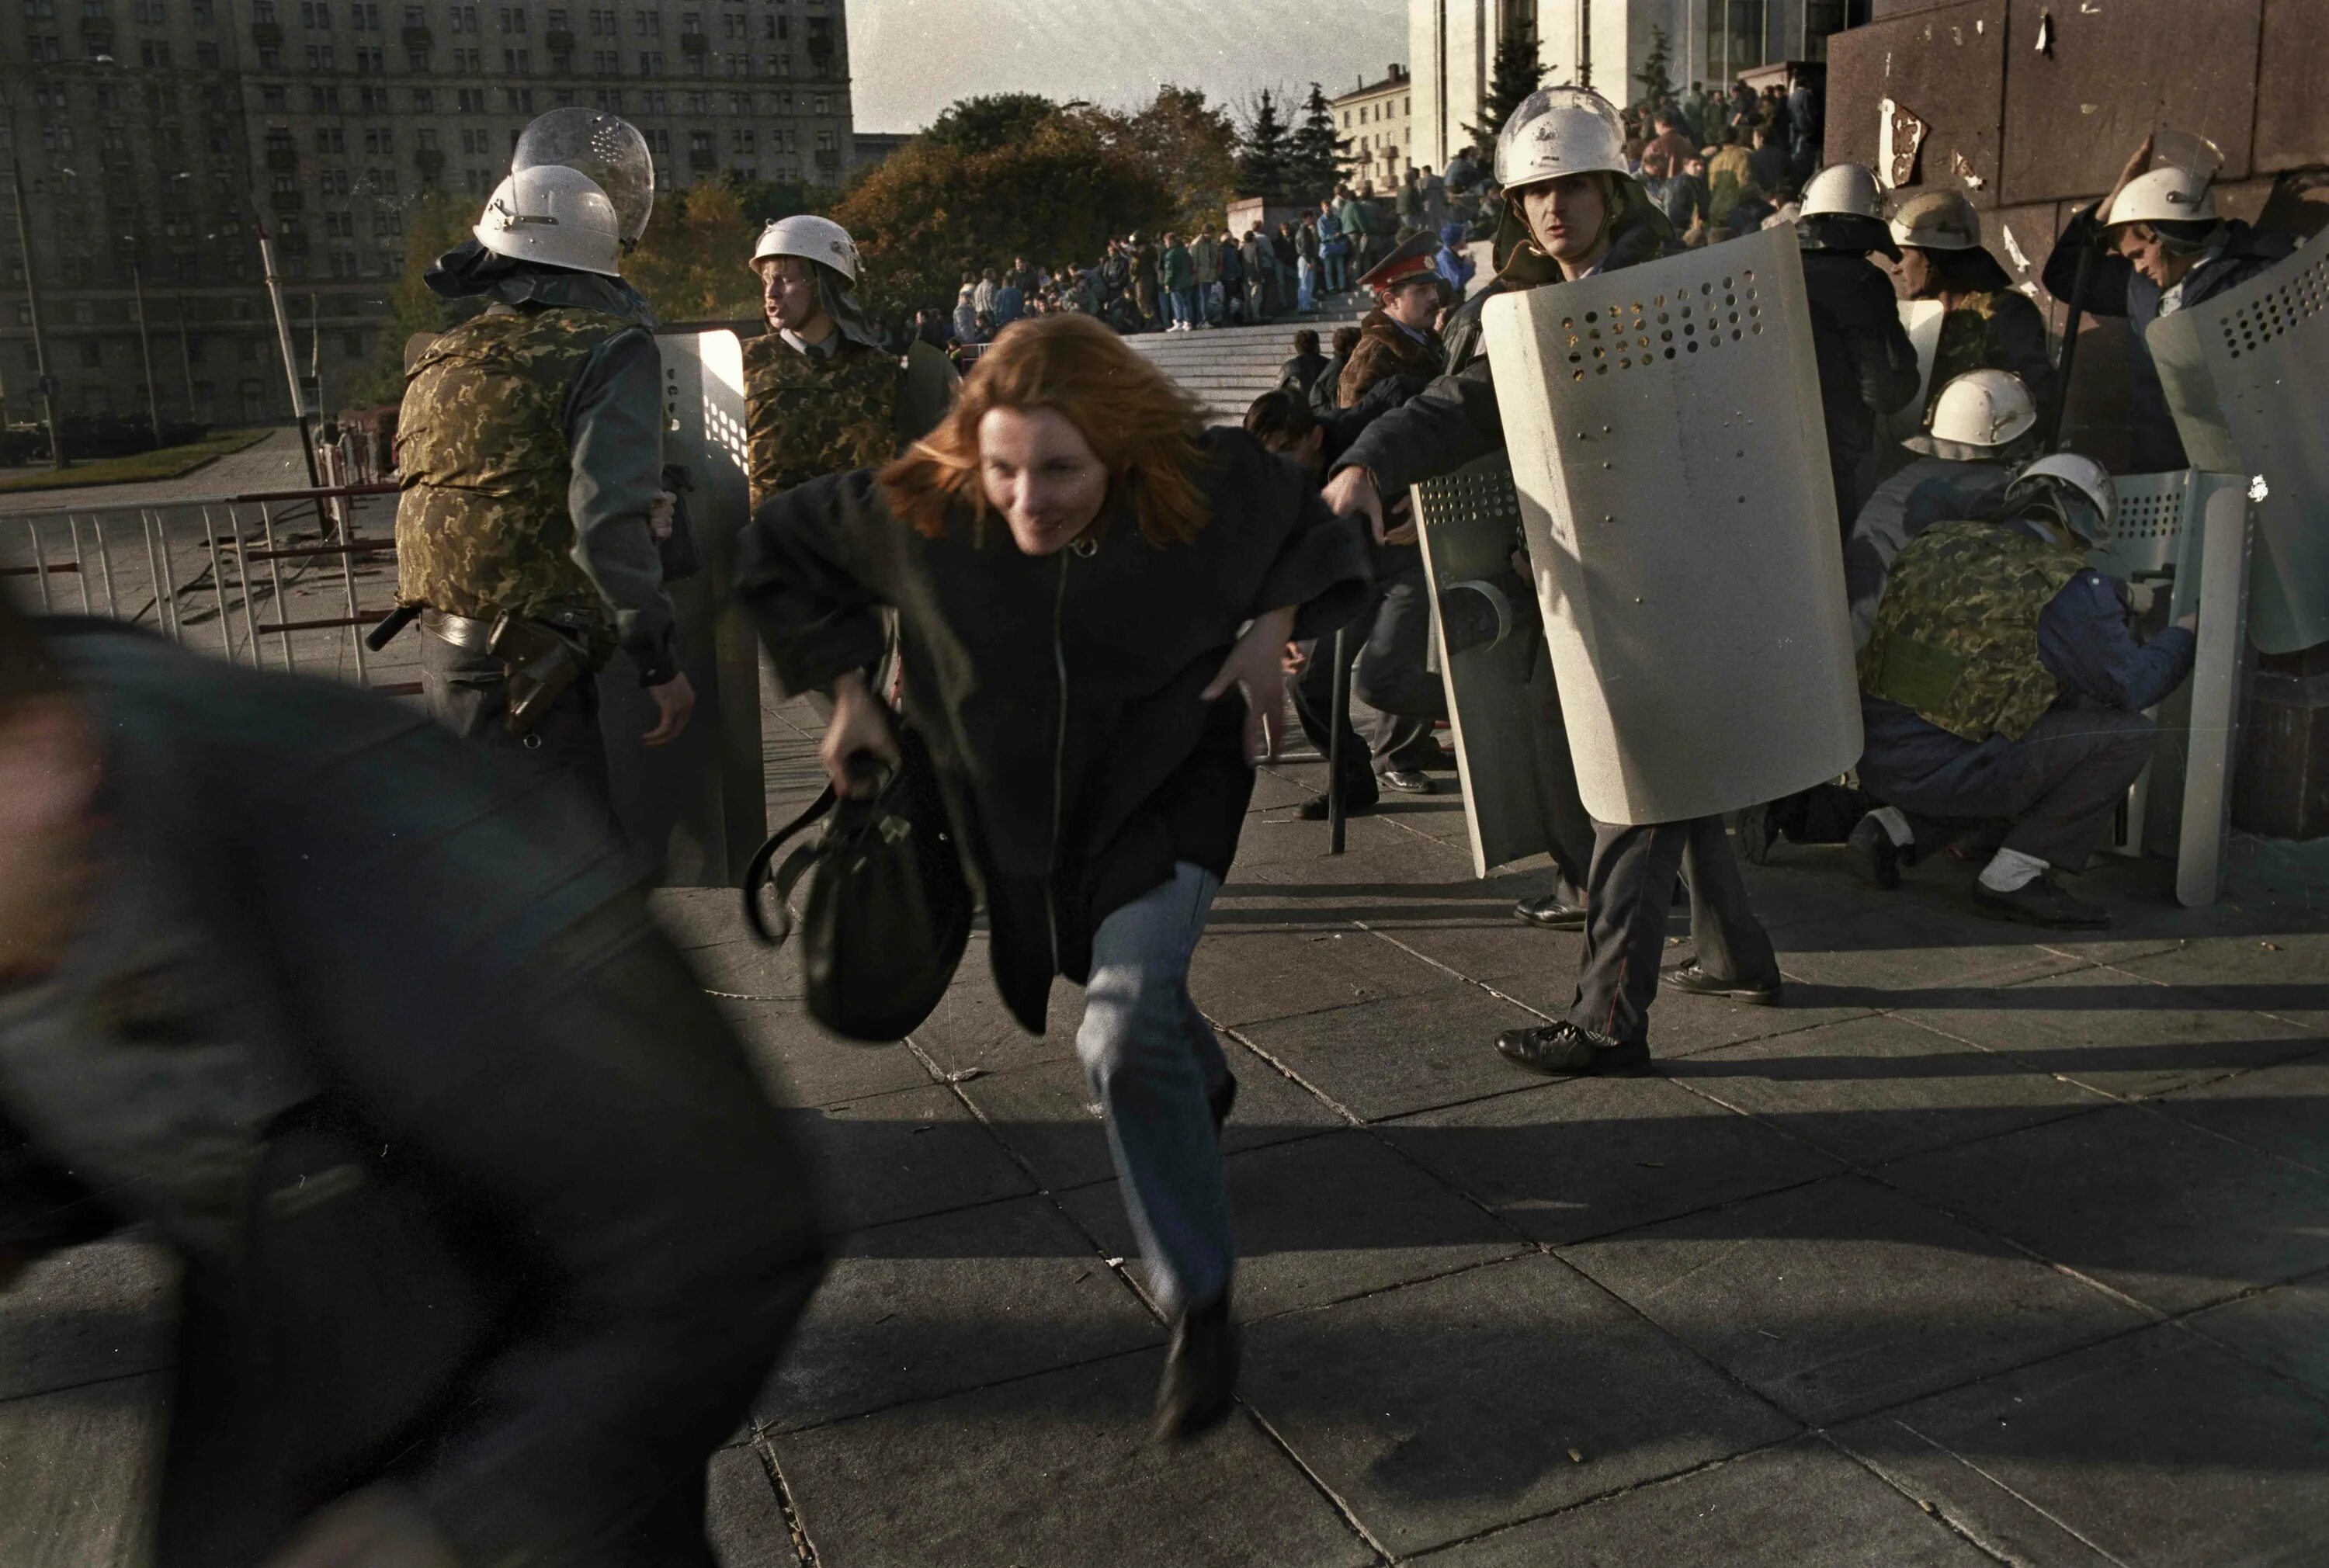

{"left": 1120, "top": 85, "right": 1237, "bottom": 236}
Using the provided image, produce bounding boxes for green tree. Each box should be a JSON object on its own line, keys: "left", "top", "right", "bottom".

{"left": 831, "top": 109, "right": 1173, "bottom": 320}
{"left": 924, "top": 92, "right": 1060, "bottom": 154}
{"left": 1633, "top": 24, "right": 1676, "bottom": 108}
{"left": 626, "top": 176, "right": 767, "bottom": 323}
{"left": 1285, "top": 82, "right": 1352, "bottom": 206}
{"left": 1234, "top": 88, "right": 1292, "bottom": 200}
{"left": 1121, "top": 85, "right": 1238, "bottom": 236}
{"left": 1463, "top": 28, "right": 1546, "bottom": 156}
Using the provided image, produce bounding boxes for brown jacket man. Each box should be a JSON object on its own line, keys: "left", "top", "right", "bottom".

{"left": 1338, "top": 231, "right": 1449, "bottom": 408}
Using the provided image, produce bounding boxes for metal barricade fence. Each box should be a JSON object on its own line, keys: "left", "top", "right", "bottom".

{"left": 0, "top": 480, "right": 412, "bottom": 694}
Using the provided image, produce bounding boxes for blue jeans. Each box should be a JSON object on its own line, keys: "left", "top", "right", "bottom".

{"left": 1297, "top": 258, "right": 1317, "bottom": 311}
{"left": 1076, "top": 861, "right": 1234, "bottom": 1313}
{"left": 1175, "top": 286, "right": 1202, "bottom": 326}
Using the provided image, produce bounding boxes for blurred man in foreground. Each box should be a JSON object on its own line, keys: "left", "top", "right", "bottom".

{"left": 0, "top": 603, "right": 823, "bottom": 1566}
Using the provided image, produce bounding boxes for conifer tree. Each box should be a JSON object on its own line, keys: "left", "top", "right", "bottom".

{"left": 1235, "top": 88, "right": 1292, "bottom": 200}
{"left": 1285, "top": 82, "right": 1352, "bottom": 204}
{"left": 1462, "top": 29, "right": 1546, "bottom": 156}
{"left": 1633, "top": 25, "right": 1677, "bottom": 109}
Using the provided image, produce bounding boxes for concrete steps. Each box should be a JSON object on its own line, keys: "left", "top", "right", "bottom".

{"left": 1126, "top": 302, "right": 1372, "bottom": 424}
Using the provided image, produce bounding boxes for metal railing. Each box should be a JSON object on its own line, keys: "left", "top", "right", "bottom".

{"left": 0, "top": 477, "right": 414, "bottom": 694}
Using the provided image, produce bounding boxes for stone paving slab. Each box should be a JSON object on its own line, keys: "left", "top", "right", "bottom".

{"left": 769, "top": 1352, "right": 1379, "bottom": 1568}
{"left": 1376, "top": 1074, "right": 1844, "bottom": 1247}
{"left": 1057, "top": 1130, "right": 1529, "bottom": 1322}
{"left": 2154, "top": 1050, "right": 2329, "bottom": 1172}
{"left": 1665, "top": 1013, "right": 2111, "bottom": 1167}
{"left": 1560, "top": 1173, "right": 2150, "bottom": 1424}
{"left": 1880, "top": 1105, "right": 2329, "bottom": 1315}
{"left": 787, "top": 1084, "right": 1038, "bottom": 1236}
{"left": 1233, "top": 987, "right": 1555, "bottom": 1123}
{"left": 1238, "top": 1254, "right": 1800, "bottom": 1558}
{"left": 1891, "top": 964, "right": 2324, "bottom": 1100}
{"left": 1834, "top": 1327, "right": 2329, "bottom": 1567}
{"left": 1414, "top": 1436, "right": 1999, "bottom": 1566}
{"left": 755, "top": 1195, "right": 1160, "bottom": 1433}
{"left": 1188, "top": 927, "right": 1460, "bottom": 1029}
{"left": 2183, "top": 1271, "right": 2329, "bottom": 1397}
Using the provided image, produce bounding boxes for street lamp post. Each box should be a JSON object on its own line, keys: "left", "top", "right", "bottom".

{"left": 9, "top": 157, "right": 69, "bottom": 470}
{"left": 255, "top": 217, "right": 323, "bottom": 489}
{"left": 125, "top": 245, "right": 164, "bottom": 446}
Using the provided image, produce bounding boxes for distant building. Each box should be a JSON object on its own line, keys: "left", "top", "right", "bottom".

{"left": 0, "top": 0, "right": 856, "bottom": 430}
{"left": 1331, "top": 64, "right": 1411, "bottom": 194}
{"left": 850, "top": 129, "right": 908, "bottom": 173}
{"left": 1408, "top": 0, "right": 1862, "bottom": 173}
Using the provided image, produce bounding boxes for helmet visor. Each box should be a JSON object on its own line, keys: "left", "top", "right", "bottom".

{"left": 512, "top": 109, "right": 655, "bottom": 247}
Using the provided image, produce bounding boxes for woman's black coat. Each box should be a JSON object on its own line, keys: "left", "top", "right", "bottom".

{"left": 737, "top": 427, "right": 1372, "bottom": 1033}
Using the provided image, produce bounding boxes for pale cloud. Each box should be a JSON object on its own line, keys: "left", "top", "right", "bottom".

{"left": 849, "top": 0, "right": 1410, "bottom": 132}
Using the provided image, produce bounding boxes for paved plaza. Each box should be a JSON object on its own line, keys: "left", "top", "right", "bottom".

{"left": 5, "top": 460, "right": 2328, "bottom": 1564}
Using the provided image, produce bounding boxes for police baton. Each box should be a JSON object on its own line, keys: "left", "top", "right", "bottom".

{"left": 2040, "top": 216, "right": 2100, "bottom": 451}
{"left": 1326, "top": 625, "right": 1350, "bottom": 855}
{"left": 364, "top": 604, "right": 419, "bottom": 651}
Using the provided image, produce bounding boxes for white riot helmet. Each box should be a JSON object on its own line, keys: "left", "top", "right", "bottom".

{"left": 1889, "top": 189, "right": 1983, "bottom": 252}
{"left": 2007, "top": 453, "right": 2119, "bottom": 546}
{"left": 511, "top": 108, "right": 655, "bottom": 251}
{"left": 2102, "top": 165, "right": 2219, "bottom": 229}
{"left": 474, "top": 165, "right": 623, "bottom": 277}
{"left": 751, "top": 214, "right": 862, "bottom": 283}
{"left": 1494, "top": 85, "right": 1629, "bottom": 193}
{"left": 1800, "top": 163, "right": 1884, "bottom": 221}
{"left": 1904, "top": 368, "right": 2039, "bottom": 460}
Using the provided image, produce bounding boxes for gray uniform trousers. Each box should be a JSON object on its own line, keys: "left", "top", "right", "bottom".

{"left": 1567, "top": 816, "right": 1779, "bottom": 1048}
{"left": 1858, "top": 706, "right": 2156, "bottom": 872}
{"left": 419, "top": 626, "right": 615, "bottom": 817}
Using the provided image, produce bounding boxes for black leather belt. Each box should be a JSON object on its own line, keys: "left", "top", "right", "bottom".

{"left": 418, "top": 607, "right": 495, "bottom": 653}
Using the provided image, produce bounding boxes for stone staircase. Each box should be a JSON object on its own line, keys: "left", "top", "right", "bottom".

{"left": 1126, "top": 293, "right": 1373, "bottom": 425}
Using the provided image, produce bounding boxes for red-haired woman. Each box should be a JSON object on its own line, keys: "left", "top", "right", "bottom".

{"left": 738, "top": 314, "right": 1369, "bottom": 1439}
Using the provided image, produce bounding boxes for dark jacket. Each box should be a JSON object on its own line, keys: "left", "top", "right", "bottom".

{"left": 1338, "top": 308, "right": 1446, "bottom": 408}
{"left": 737, "top": 431, "right": 1372, "bottom": 1032}
{"left": 1217, "top": 240, "right": 1244, "bottom": 286}
{"left": 1802, "top": 248, "right": 1922, "bottom": 475}
{"left": 1925, "top": 283, "right": 2058, "bottom": 428}
{"left": 2042, "top": 207, "right": 2298, "bottom": 469}
{"left": 1240, "top": 234, "right": 1270, "bottom": 283}
{"left": 5, "top": 622, "right": 822, "bottom": 1567}
{"left": 1340, "top": 200, "right": 1683, "bottom": 493}
{"left": 1279, "top": 349, "right": 1330, "bottom": 397}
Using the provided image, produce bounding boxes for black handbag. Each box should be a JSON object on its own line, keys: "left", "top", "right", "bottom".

{"left": 741, "top": 721, "right": 974, "bottom": 1043}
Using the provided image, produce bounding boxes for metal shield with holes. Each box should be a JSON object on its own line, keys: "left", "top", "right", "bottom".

{"left": 2148, "top": 245, "right": 2329, "bottom": 656}
{"left": 1481, "top": 226, "right": 1863, "bottom": 825}
{"left": 1411, "top": 453, "right": 1567, "bottom": 876}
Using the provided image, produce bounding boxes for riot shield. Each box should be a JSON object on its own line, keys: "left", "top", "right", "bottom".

{"left": 1876, "top": 299, "right": 1946, "bottom": 447}
{"left": 1482, "top": 225, "right": 1865, "bottom": 825}
{"left": 1411, "top": 454, "right": 1564, "bottom": 876}
{"left": 596, "top": 328, "right": 764, "bottom": 885}
{"left": 2147, "top": 244, "right": 2329, "bottom": 655}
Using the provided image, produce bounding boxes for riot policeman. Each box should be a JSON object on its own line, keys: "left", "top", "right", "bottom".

{"left": 1796, "top": 163, "right": 1921, "bottom": 528}
{"left": 394, "top": 109, "right": 693, "bottom": 807}
{"left": 743, "top": 213, "right": 958, "bottom": 513}
{"left": 1889, "top": 189, "right": 2057, "bottom": 423}
{"left": 1323, "top": 87, "right": 1786, "bottom": 1077}
{"left": 1851, "top": 454, "right": 2196, "bottom": 927}
{"left": 2040, "top": 135, "right": 2297, "bottom": 470}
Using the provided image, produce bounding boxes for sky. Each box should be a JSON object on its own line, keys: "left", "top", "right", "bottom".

{"left": 848, "top": 0, "right": 1411, "bottom": 133}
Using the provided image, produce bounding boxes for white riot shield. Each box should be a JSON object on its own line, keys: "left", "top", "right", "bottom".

{"left": 1411, "top": 454, "right": 1560, "bottom": 876}
{"left": 2147, "top": 245, "right": 2329, "bottom": 655}
{"left": 1876, "top": 299, "right": 1946, "bottom": 447}
{"left": 598, "top": 329, "right": 764, "bottom": 886}
{"left": 1482, "top": 226, "right": 1865, "bottom": 825}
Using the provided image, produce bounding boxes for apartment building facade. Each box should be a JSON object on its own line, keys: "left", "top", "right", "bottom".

{"left": 0, "top": 0, "right": 852, "bottom": 428}
{"left": 1331, "top": 64, "right": 1412, "bottom": 194}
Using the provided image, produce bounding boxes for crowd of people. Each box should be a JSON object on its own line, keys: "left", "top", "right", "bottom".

{"left": 0, "top": 78, "right": 2289, "bottom": 1563}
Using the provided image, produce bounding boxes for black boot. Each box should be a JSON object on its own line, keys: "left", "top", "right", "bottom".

{"left": 1154, "top": 1294, "right": 1240, "bottom": 1441}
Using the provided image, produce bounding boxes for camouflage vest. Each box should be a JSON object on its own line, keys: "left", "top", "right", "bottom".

{"left": 394, "top": 307, "right": 632, "bottom": 640}
{"left": 742, "top": 333, "right": 904, "bottom": 511}
{"left": 1925, "top": 290, "right": 2018, "bottom": 421}
{"left": 1859, "top": 519, "right": 2086, "bottom": 742}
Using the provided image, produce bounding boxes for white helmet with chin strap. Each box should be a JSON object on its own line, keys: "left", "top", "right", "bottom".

{"left": 474, "top": 165, "right": 623, "bottom": 277}
{"left": 1494, "top": 85, "right": 1629, "bottom": 193}
{"left": 1800, "top": 163, "right": 1884, "bottom": 221}
{"left": 1904, "top": 367, "right": 2039, "bottom": 460}
{"left": 2102, "top": 165, "right": 2219, "bottom": 229}
{"left": 751, "top": 213, "right": 863, "bottom": 283}
{"left": 2007, "top": 452, "right": 2119, "bottom": 545}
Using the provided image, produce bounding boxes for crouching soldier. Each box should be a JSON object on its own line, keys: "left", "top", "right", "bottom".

{"left": 1850, "top": 454, "right": 2197, "bottom": 927}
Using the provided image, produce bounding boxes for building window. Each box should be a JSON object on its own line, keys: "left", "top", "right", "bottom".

{"left": 304, "top": 41, "right": 333, "bottom": 65}
{"left": 1705, "top": 0, "right": 1769, "bottom": 81}
{"left": 504, "top": 45, "right": 528, "bottom": 68}
{"left": 729, "top": 127, "right": 751, "bottom": 153}
{"left": 456, "top": 86, "right": 485, "bottom": 110}
{"left": 411, "top": 85, "right": 434, "bottom": 110}
{"left": 79, "top": 339, "right": 104, "bottom": 368}
{"left": 310, "top": 83, "right": 341, "bottom": 109}
{"left": 137, "top": 39, "right": 171, "bottom": 63}
{"left": 637, "top": 48, "right": 660, "bottom": 72}
{"left": 499, "top": 3, "right": 524, "bottom": 26}
{"left": 631, "top": 5, "right": 651, "bottom": 29}
{"left": 314, "top": 126, "right": 345, "bottom": 153}
{"left": 503, "top": 86, "right": 534, "bottom": 111}
{"left": 355, "top": 43, "right": 380, "bottom": 68}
